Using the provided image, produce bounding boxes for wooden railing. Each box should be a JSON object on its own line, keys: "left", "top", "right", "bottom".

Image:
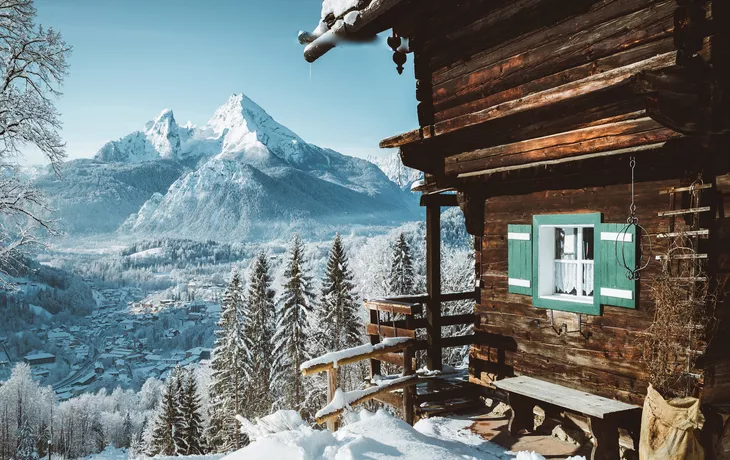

{"left": 365, "top": 290, "right": 479, "bottom": 377}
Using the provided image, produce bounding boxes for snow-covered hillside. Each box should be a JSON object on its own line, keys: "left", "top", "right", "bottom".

{"left": 32, "top": 159, "right": 185, "bottom": 234}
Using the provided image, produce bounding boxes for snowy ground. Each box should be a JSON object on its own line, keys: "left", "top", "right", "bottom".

{"left": 224, "top": 409, "right": 586, "bottom": 460}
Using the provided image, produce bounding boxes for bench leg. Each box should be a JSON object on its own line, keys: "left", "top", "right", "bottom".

{"left": 507, "top": 394, "right": 534, "bottom": 436}
{"left": 588, "top": 416, "right": 620, "bottom": 460}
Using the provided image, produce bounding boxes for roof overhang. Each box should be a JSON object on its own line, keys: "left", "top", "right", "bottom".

{"left": 299, "top": 0, "right": 407, "bottom": 63}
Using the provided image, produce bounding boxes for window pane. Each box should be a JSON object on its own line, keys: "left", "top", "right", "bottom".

{"left": 554, "top": 261, "right": 577, "bottom": 295}
{"left": 554, "top": 227, "right": 577, "bottom": 260}
{"left": 582, "top": 228, "right": 594, "bottom": 261}
{"left": 583, "top": 263, "right": 594, "bottom": 296}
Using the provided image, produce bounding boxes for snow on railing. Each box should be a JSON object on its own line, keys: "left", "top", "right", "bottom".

{"left": 314, "top": 375, "right": 417, "bottom": 423}
{"left": 300, "top": 337, "right": 411, "bottom": 373}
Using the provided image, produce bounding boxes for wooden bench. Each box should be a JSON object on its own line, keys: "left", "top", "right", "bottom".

{"left": 493, "top": 376, "right": 641, "bottom": 460}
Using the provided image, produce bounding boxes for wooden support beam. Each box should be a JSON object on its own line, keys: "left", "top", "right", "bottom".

{"left": 369, "top": 310, "right": 381, "bottom": 379}
{"left": 326, "top": 368, "right": 338, "bottom": 432}
{"left": 420, "top": 193, "right": 459, "bottom": 207}
{"left": 426, "top": 203, "right": 442, "bottom": 371}
{"left": 403, "top": 345, "right": 415, "bottom": 425}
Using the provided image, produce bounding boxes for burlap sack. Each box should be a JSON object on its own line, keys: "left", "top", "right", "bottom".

{"left": 640, "top": 384, "right": 705, "bottom": 459}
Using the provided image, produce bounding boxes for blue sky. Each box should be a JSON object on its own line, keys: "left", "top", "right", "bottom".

{"left": 26, "top": 0, "right": 417, "bottom": 164}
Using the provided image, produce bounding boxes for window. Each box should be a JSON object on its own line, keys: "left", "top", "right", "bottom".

{"left": 538, "top": 225, "right": 594, "bottom": 304}
{"left": 507, "top": 214, "right": 637, "bottom": 314}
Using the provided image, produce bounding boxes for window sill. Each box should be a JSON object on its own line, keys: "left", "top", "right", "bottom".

{"left": 539, "top": 294, "right": 594, "bottom": 305}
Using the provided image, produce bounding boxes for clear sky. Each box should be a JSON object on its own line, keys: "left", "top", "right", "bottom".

{"left": 25, "top": 0, "right": 418, "bottom": 164}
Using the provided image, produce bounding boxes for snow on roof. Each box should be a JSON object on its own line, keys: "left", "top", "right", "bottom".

{"left": 24, "top": 351, "right": 55, "bottom": 360}
{"left": 300, "top": 337, "right": 411, "bottom": 371}
{"left": 321, "top": 0, "right": 361, "bottom": 20}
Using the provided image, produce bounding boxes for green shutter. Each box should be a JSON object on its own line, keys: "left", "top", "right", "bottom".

{"left": 597, "top": 223, "right": 637, "bottom": 309}
{"left": 507, "top": 224, "right": 532, "bottom": 295}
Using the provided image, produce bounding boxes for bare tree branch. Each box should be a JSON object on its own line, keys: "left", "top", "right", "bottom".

{"left": 0, "top": 0, "right": 70, "bottom": 286}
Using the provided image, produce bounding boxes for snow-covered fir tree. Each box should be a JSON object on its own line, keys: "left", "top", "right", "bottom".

{"left": 272, "top": 234, "right": 315, "bottom": 412}
{"left": 388, "top": 232, "right": 416, "bottom": 296}
{"left": 148, "top": 373, "right": 182, "bottom": 456}
{"left": 305, "top": 234, "right": 364, "bottom": 411}
{"left": 241, "top": 251, "right": 276, "bottom": 418}
{"left": 206, "top": 270, "right": 247, "bottom": 452}
{"left": 121, "top": 412, "right": 132, "bottom": 449}
{"left": 178, "top": 369, "right": 206, "bottom": 455}
{"left": 312, "top": 234, "right": 362, "bottom": 374}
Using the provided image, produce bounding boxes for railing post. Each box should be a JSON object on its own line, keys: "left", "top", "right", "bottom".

{"left": 426, "top": 202, "right": 442, "bottom": 371}
{"left": 369, "top": 309, "right": 381, "bottom": 378}
{"left": 326, "top": 368, "right": 339, "bottom": 431}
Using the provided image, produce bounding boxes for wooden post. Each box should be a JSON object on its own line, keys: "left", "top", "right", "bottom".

{"left": 426, "top": 202, "right": 442, "bottom": 371}
{"left": 403, "top": 314, "right": 415, "bottom": 425}
{"left": 326, "top": 368, "right": 339, "bottom": 432}
{"left": 369, "top": 309, "right": 381, "bottom": 379}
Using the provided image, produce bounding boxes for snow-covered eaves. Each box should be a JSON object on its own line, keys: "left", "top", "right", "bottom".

{"left": 298, "top": 0, "right": 407, "bottom": 63}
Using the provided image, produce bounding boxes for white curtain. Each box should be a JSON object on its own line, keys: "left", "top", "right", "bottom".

{"left": 554, "top": 262, "right": 594, "bottom": 296}
{"left": 583, "top": 264, "right": 594, "bottom": 296}
{"left": 555, "top": 262, "right": 577, "bottom": 294}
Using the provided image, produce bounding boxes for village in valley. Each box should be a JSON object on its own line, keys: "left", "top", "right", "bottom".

{"left": 1, "top": 0, "right": 729, "bottom": 460}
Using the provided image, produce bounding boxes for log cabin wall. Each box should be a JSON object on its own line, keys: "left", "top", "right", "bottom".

{"left": 468, "top": 159, "right": 725, "bottom": 407}
{"left": 390, "top": 0, "right": 728, "bottom": 407}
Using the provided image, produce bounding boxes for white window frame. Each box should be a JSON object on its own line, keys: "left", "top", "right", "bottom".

{"left": 537, "top": 224, "right": 595, "bottom": 305}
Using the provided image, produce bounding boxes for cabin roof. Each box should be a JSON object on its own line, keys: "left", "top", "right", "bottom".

{"left": 298, "top": 0, "right": 406, "bottom": 63}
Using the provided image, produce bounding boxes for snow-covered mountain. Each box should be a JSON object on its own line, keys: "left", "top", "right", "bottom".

{"left": 123, "top": 94, "right": 417, "bottom": 240}
{"left": 37, "top": 93, "right": 417, "bottom": 240}
{"left": 368, "top": 151, "right": 422, "bottom": 190}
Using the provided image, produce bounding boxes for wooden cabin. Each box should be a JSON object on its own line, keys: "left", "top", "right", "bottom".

{"left": 300, "top": 0, "right": 729, "bottom": 457}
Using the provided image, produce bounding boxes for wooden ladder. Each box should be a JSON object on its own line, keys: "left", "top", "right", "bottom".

{"left": 657, "top": 182, "right": 712, "bottom": 269}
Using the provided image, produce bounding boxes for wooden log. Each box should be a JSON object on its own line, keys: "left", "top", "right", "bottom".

{"left": 429, "top": 0, "right": 672, "bottom": 83}
{"left": 420, "top": 193, "right": 459, "bottom": 207}
{"left": 433, "top": 52, "right": 676, "bottom": 138}
{"left": 434, "top": 38, "right": 675, "bottom": 123}
{"left": 302, "top": 340, "right": 415, "bottom": 376}
{"left": 381, "top": 52, "right": 675, "bottom": 149}
{"left": 444, "top": 117, "right": 668, "bottom": 174}
{"left": 366, "top": 323, "right": 416, "bottom": 339}
{"left": 315, "top": 376, "right": 418, "bottom": 425}
{"left": 365, "top": 299, "right": 423, "bottom": 315}
{"left": 432, "top": 4, "right": 674, "bottom": 103}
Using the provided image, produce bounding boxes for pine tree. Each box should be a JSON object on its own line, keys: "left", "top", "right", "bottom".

{"left": 15, "top": 419, "right": 38, "bottom": 460}
{"left": 306, "top": 234, "right": 363, "bottom": 410}
{"left": 241, "top": 252, "right": 276, "bottom": 418}
{"left": 206, "top": 270, "right": 246, "bottom": 452}
{"left": 171, "top": 368, "right": 186, "bottom": 453}
{"left": 121, "top": 412, "right": 132, "bottom": 449}
{"left": 179, "top": 370, "right": 206, "bottom": 455}
{"left": 149, "top": 373, "right": 182, "bottom": 456}
{"left": 272, "top": 234, "right": 314, "bottom": 412}
{"left": 388, "top": 232, "right": 415, "bottom": 296}
{"left": 313, "top": 234, "right": 362, "bottom": 363}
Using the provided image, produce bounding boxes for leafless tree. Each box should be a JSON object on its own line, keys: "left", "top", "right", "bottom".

{"left": 0, "top": 0, "right": 71, "bottom": 282}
